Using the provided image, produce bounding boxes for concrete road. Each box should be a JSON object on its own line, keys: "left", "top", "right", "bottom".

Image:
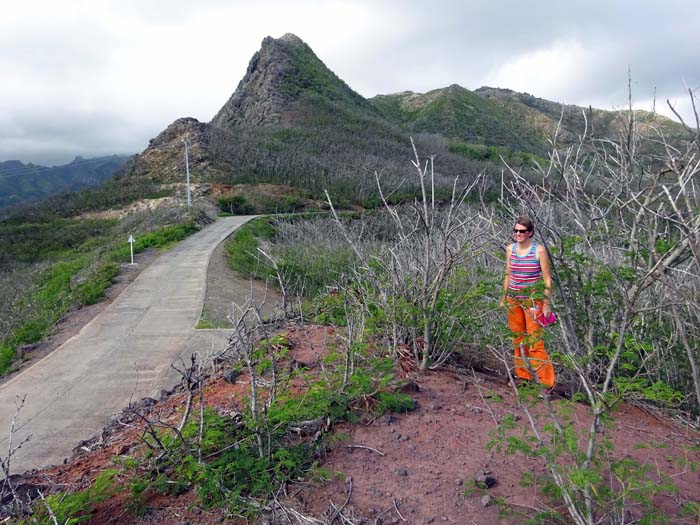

{"left": 0, "top": 216, "right": 252, "bottom": 475}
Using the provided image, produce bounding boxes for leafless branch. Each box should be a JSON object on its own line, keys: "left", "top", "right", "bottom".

{"left": 344, "top": 443, "right": 385, "bottom": 456}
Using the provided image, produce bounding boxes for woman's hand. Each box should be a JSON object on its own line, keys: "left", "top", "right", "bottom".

{"left": 542, "top": 303, "right": 552, "bottom": 316}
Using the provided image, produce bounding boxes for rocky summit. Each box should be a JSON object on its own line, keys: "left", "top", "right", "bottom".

{"left": 210, "top": 34, "right": 302, "bottom": 129}
{"left": 124, "top": 117, "right": 217, "bottom": 185}
{"left": 211, "top": 33, "right": 368, "bottom": 129}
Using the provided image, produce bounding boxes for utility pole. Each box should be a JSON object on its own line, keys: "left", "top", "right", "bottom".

{"left": 183, "top": 138, "right": 192, "bottom": 207}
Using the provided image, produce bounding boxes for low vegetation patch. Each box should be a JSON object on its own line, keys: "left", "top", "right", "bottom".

{"left": 9, "top": 324, "right": 416, "bottom": 523}
{"left": 23, "top": 470, "right": 119, "bottom": 524}
{"left": 448, "top": 139, "right": 548, "bottom": 167}
{"left": 225, "top": 216, "right": 277, "bottom": 281}
{"left": 214, "top": 184, "right": 321, "bottom": 215}
{"left": 224, "top": 213, "right": 361, "bottom": 298}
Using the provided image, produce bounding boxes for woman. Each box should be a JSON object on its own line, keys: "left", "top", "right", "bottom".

{"left": 501, "top": 216, "right": 555, "bottom": 389}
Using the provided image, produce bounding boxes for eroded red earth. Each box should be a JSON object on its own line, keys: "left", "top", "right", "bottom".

{"left": 7, "top": 324, "right": 700, "bottom": 524}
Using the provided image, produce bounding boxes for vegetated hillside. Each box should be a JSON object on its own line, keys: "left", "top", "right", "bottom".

{"left": 370, "top": 84, "right": 551, "bottom": 155}
{"left": 125, "top": 33, "right": 477, "bottom": 204}
{"left": 118, "top": 32, "right": 686, "bottom": 208}
{"left": 0, "top": 201, "right": 214, "bottom": 376}
{"left": 0, "top": 155, "right": 132, "bottom": 210}
{"left": 475, "top": 86, "right": 687, "bottom": 143}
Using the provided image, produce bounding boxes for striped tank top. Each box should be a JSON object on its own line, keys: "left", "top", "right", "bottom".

{"left": 509, "top": 242, "right": 541, "bottom": 297}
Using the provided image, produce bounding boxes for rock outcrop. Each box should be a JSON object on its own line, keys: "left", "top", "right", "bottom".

{"left": 126, "top": 117, "right": 220, "bottom": 183}
{"left": 211, "top": 33, "right": 369, "bottom": 130}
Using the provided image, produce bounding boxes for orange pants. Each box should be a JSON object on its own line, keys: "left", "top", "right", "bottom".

{"left": 507, "top": 298, "right": 555, "bottom": 388}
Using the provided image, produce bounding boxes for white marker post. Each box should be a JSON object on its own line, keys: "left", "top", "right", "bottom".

{"left": 128, "top": 235, "right": 135, "bottom": 265}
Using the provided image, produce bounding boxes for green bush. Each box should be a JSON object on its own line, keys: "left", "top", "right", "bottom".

{"left": 29, "top": 469, "right": 118, "bottom": 524}
{"left": 127, "top": 222, "right": 198, "bottom": 255}
{"left": 0, "top": 344, "right": 14, "bottom": 373}
{"left": 277, "top": 245, "right": 354, "bottom": 296}
{"left": 312, "top": 292, "right": 348, "bottom": 326}
{"left": 225, "top": 217, "right": 276, "bottom": 280}
{"left": 11, "top": 320, "right": 47, "bottom": 346}
{"left": 74, "top": 261, "right": 120, "bottom": 306}
{"left": 216, "top": 194, "right": 255, "bottom": 215}
{"left": 375, "top": 390, "right": 417, "bottom": 414}
{"left": 448, "top": 140, "right": 549, "bottom": 168}
{"left": 449, "top": 141, "right": 491, "bottom": 161}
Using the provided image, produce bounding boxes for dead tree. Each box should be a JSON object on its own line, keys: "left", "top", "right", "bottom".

{"left": 326, "top": 139, "right": 492, "bottom": 372}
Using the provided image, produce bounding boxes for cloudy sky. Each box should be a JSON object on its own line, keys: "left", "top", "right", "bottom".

{"left": 2, "top": 0, "right": 699, "bottom": 166}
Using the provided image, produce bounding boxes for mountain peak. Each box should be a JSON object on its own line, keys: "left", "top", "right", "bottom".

{"left": 259, "top": 32, "right": 308, "bottom": 53}
{"left": 211, "top": 33, "right": 367, "bottom": 130}
{"left": 278, "top": 32, "right": 305, "bottom": 45}
{"left": 0, "top": 160, "right": 26, "bottom": 170}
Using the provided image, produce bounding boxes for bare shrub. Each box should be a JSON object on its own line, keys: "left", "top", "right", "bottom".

{"left": 326, "top": 139, "right": 496, "bottom": 371}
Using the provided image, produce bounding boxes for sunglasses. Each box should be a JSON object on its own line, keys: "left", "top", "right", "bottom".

{"left": 513, "top": 229, "right": 529, "bottom": 234}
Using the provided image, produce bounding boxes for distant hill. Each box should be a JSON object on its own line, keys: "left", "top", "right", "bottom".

{"left": 474, "top": 86, "right": 686, "bottom": 145}
{"left": 369, "top": 85, "right": 553, "bottom": 155}
{"left": 0, "top": 155, "right": 132, "bottom": 210}
{"left": 40, "top": 32, "right": 678, "bottom": 212}
{"left": 118, "top": 33, "right": 687, "bottom": 206}
{"left": 122, "top": 33, "right": 462, "bottom": 200}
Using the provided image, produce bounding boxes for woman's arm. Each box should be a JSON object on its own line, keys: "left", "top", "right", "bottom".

{"left": 537, "top": 244, "right": 552, "bottom": 313}
{"left": 501, "top": 245, "right": 512, "bottom": 307}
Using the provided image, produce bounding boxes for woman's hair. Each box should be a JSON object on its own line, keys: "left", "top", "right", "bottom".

{"left": 515, "top": 215, "right": 535, "bottom": 232}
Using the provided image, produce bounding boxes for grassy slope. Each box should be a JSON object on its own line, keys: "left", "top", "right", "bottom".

{"left": 372, "top": 85, "right": 690, "bottom": 158}
{"left": 474, "top": 86, "right": 689, "bottom": 143}
{"left": 0, "top": 214, "right": 201, "bottom": 376}
{"left": 370, "top": 85, "right": 550, "bottom": 154}
{"left": 280, "top": 35, "right": 372, "bottom": 112}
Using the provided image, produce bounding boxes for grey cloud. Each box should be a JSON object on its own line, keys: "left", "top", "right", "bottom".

{"left": 1, "top": 108, "right": 149, "bottom": 166}
{"left": 2, "top": 0, "right": 699, "bottom": 165}
{"left": 344, "top": 0, "right": 699, "bottom": 108}
{"left": 1, "top": 18, "right": 118, "bottom": 78}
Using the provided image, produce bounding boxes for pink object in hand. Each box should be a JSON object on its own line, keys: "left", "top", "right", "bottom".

{"left": 537, "top": 311, "right": 558, "bottom": 327}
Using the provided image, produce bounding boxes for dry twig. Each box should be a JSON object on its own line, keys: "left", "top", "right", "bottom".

{"left": 344, "top": 443, "right": 385, "bottom": 456}
{"left": 393, "top": 497, "right": 407, "bottom": 522}
{"left": 470, "top": 368, "right": 499, "bottom": 425}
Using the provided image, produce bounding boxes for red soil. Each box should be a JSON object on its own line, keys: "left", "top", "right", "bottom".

{"left": 7, "top": 324, "right": 700, "bottom": 525}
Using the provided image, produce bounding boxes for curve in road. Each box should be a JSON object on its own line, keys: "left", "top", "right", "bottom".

{"left": 0, "top": 215, "right": 252, "bottom": 475}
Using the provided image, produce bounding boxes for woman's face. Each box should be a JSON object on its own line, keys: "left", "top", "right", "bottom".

{"left": 513, "top": 223, "right": 531, "bottom": 241}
